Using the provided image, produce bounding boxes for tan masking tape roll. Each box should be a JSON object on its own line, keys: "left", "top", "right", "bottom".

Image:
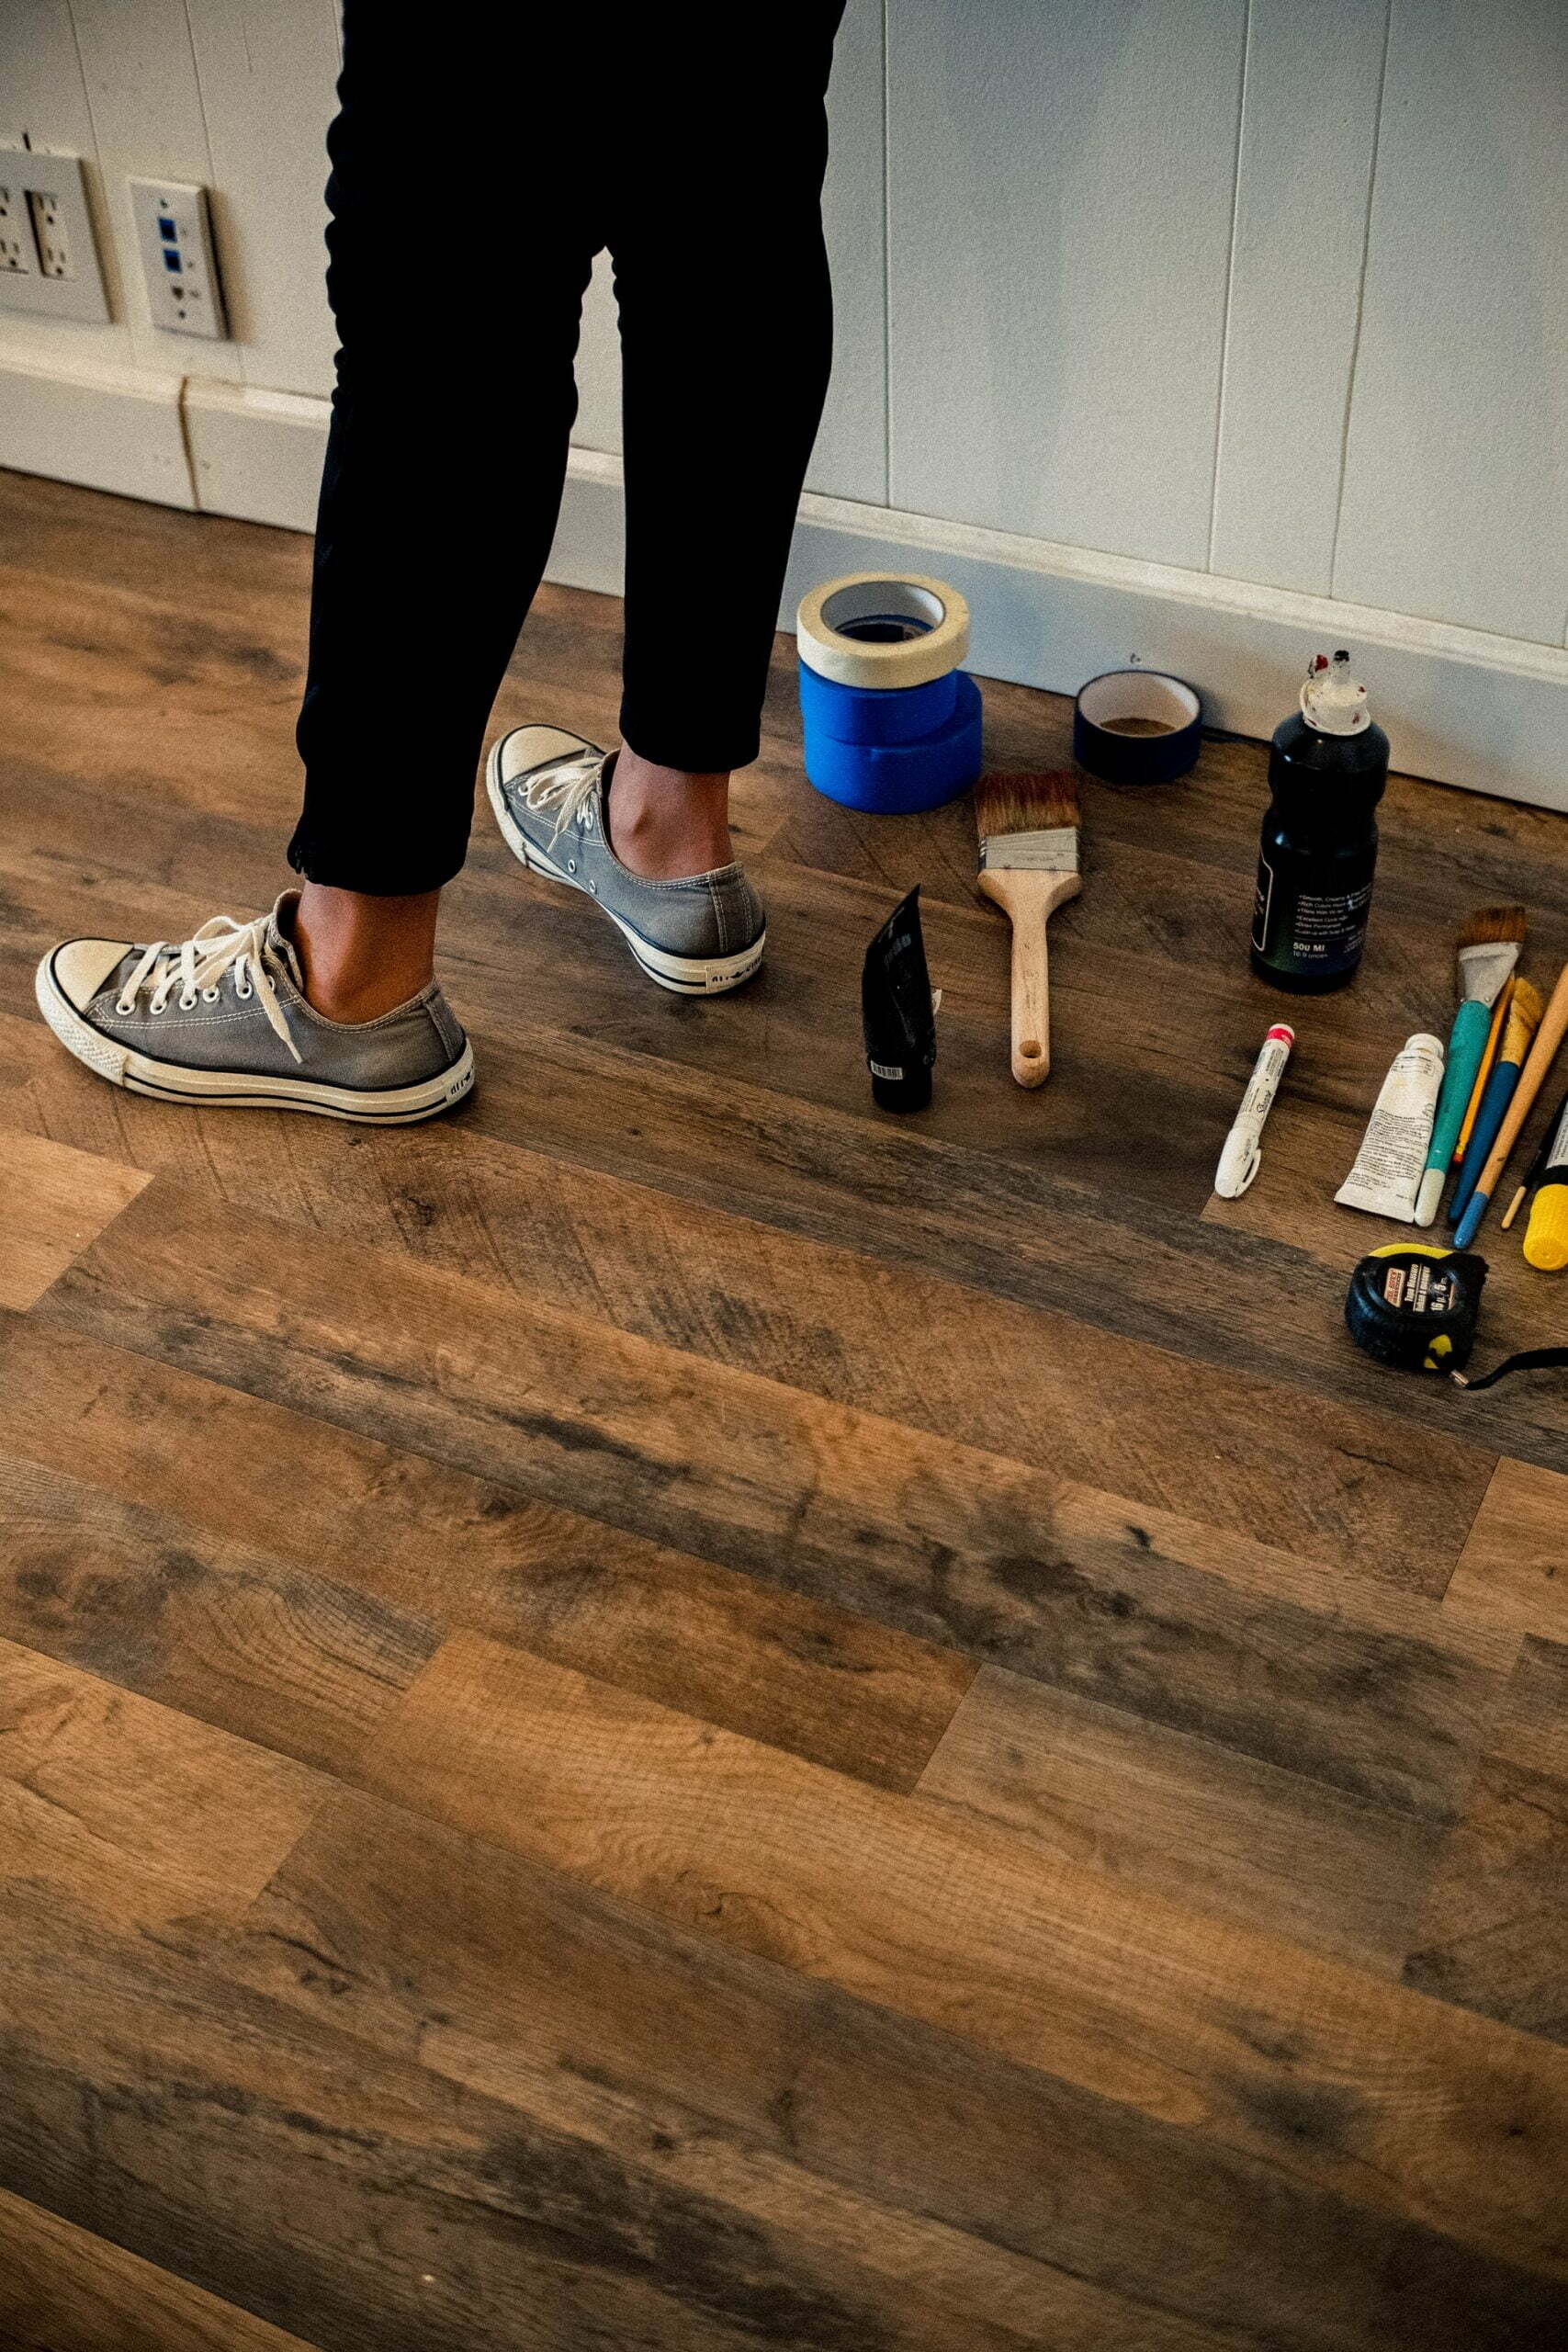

{"left": 796, "top": 572, "right": 970, "bottom": 690}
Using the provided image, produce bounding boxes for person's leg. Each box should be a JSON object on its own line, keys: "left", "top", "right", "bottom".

{"left": 289, "top": 5, "right": 601, "bottom": 1010}
{"left": 605, "top": 4, "right": 844, "bottom": 881}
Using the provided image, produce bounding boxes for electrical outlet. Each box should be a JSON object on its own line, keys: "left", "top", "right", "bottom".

{"left": 0, "top": 151, "right": 108, "bottom": 321}
{"left": 0, "top": 180, "right": 33, "bottom": 275}
{"left": 28, "top": 187, "right": 73, "bottom": 277}
{"left": 129, "top": 176, "right": 227, "bottom": 340}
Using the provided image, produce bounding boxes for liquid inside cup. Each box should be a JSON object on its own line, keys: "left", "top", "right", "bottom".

{"left": 1100, "top": 716, "right": 1174, "bottom": 736}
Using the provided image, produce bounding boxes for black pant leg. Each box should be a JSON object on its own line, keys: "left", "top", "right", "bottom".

{"left": 288, "top": 7, "right": 600, "bottom": 893}
{"left": 610, "top": 6, "right": 844, "bottom": 774}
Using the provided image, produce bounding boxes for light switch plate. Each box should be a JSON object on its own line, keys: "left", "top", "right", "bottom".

{"left": 0, "top": 151, "right": 109, "bottom": 322}
{"left": 129, "top": 176, "right": 228, "bottom": 340}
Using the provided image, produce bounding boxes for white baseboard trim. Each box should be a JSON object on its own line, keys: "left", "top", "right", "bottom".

{"left": 182, "top": 379, "right": 327, "bottom": 532}
{"left": 3, "top": 353, "right": 1563, "bottom": 810}
{"left": 0, "top": 345, "right": 193, "bottom": 510}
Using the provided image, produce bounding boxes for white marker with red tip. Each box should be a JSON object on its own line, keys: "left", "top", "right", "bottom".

{"left": 1214, "top": 1024, "right": 1295, "bottom": 1199}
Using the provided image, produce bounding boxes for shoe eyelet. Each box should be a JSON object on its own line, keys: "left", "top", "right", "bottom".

{"left": 236, "top": 982, "right": 253, "bottom": 1000}
{"left": 201, "top": 988, "right": 220, "bottom": 1003}
{"left": 567, "top": 858, "right": 577, "bottom": 874}
{"left": 115, "top": 998, "right": 134, "bottom": 1017}
{"left": 588, "top": 880, "right": 598, "bottom": 894}
{"left": 179, "top": 992, "right": 198, "bottom": 1012}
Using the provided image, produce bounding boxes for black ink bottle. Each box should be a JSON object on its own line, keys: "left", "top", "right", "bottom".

{"left": 1251, "top": 650, "right": 1389, "bottom": 994}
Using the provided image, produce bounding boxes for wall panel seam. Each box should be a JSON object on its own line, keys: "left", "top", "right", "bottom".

{"left": 174, "top": 368, "right": 199, "bottom": 506}
{"left": 1326, "top": 0, "right": 1395, "bottom": 602}
{"left": 1204, "top": 0, "right": 1253, "bottom": 574}
{"left": 179, "top": 0, "right": 220, "bottom": 187}
{"left": 62, "top": 3, "right": 102, "bottom": 179}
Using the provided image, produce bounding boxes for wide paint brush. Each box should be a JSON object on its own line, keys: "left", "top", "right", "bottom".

{"left": 1415, "top": 905, "right": 1527, "bottom": 1226}
{"left": 973, "top": 769, "right": 1081, "bottom": 1088}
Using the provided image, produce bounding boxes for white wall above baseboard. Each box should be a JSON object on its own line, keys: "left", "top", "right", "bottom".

{"left": 2, "top": 352, "right": 1563, "bottom": 813}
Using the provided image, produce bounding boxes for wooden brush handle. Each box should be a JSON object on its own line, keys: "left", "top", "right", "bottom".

{"left": 1475, "top": 959, "right": 1568, "bottom": 1204}
{"left": 977, "top": 868, "right": 1081, "bottom": 1087}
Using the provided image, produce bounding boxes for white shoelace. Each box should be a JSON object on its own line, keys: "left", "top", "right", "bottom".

{"left": 115, "top": 912, "right": 302, "bottom": 1063}
{"left": 520, "top": 747, "right": 605, "bottom": 844}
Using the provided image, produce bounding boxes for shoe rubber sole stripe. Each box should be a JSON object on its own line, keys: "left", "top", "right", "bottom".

{"left": 35, "top": 955, "right": 475, "bottom": 1124}
{"left": 486, "top": 739, "right": 764, "bottom": 996}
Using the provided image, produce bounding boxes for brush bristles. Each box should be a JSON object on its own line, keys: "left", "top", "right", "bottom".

{"left": 973, "top": 769, "right": 1080, "bottom": 843}
{"left": 1457, "top": 903, "right": 1528, "bottom": 951}
{"left": 1503, "top": 979, "right": 1544, "bottom": 1058}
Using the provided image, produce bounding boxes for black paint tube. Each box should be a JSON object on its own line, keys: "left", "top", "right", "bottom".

{"left": 863, "top": 886, "right": 935, "bottom": 1112}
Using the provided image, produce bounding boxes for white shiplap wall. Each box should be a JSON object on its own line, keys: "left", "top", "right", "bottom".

{"left": 1, "top": 0, "right": 1564, "bottom": 801}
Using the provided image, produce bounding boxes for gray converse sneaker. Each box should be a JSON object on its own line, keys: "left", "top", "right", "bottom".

{"left": 485, "top": 724, "right": 765, "bottom": 994}
{"left": 35, "top": 890, "right": 474, "bottom": 1122}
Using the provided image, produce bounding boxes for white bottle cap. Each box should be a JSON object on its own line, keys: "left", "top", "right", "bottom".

{"left": 1301, "top": 649, "right": 1371, "bottom": 736}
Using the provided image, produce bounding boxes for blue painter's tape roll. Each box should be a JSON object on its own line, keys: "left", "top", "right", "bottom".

{"left": 800, "top": 668, "right": 983, "bottom": 813}
{"left": 796, "top": 571, "right": 981, "bottom": 814}
{"left": 798, "top": 661, "right": 958, "bottom": 747}
{"left": 1074, "top": 668, "right": 1202, "bottom": 786}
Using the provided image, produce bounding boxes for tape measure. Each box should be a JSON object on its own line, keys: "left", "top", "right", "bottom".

{"left": 1344, "top": 1244, "right": 1485, "bottom": 1374}
{"left": 1345, "top": 1242, "right": 1568, "bottom": 1391}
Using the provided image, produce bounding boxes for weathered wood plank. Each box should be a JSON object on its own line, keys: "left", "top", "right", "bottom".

{"left": 1, "top": 1872, "right": 1183, "bottom": 2352}
{"left": 0, "top": 1634, "right": 326, "bottom": 1926}
{"left": 1405, "top": 1636, "right": 1568, "bottom": 2045}
{"left": 0, "top": 1313, "right": 971, "bottom": 1793}
{"left": 0, "top": 2182, "right": 323, "bottom": 2352}
{"left": 231, "top": 1778, "right": 1564, "bottom": 2352}
{"left": 0, "top": 1447, "right": 436, "bottom": 1777}
{"left": 348, "top": 1629, "right": 1568, "bottom": 2281}
{"left": 1445, "top": 1458, "right": 1568, "bottom": 1641}
{"left": 917, "top": 1665, "right": 1443, "bottom": 1972}
{"left": 32, "top": 1191, "right": 1515, "bottom": 1817}
{"left": 0, "top": 1127, "right": 149, "bottom": 1311}
{"left": 2, "top": 1061, "right": 1489, "bottom": 1589}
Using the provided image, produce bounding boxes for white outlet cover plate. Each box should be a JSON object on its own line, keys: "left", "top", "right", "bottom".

{"left": 0, "top": 151, "right": 109, "bottom": 323}
{"left": 129, "top": 176, "right": 228, "bottom": 341}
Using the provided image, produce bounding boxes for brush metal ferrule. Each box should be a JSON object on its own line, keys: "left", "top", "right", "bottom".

{"left": 979, "top": 827, "right": 1080, "bottom": 873}
{"left": 1457, "top": 938, "right": 1521, "bottom": 1007}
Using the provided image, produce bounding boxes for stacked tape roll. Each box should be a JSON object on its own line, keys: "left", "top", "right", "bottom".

{"left": 796, "top": 572, "right": 983, "bottom": 813}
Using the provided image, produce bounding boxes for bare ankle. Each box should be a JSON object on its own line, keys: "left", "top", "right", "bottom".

{"left": 606, "top": 746, "right": 733, "bottom": 880}
{"left": 291, "top": 883, "right": 441, "bottom": 1023}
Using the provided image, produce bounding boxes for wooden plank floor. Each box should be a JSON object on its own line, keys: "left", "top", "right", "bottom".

{"left": 2, "top": 465, "right": 1566, "bottom": 2350}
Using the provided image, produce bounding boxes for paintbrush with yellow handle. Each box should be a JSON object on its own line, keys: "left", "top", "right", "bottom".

{"left": 974, "top": 770, "right": 1081, "bottom": 1087}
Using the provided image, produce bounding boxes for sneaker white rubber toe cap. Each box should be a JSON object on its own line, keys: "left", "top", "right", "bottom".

{"left": 51, "top": 937, "right": 133, "bottom": 1012}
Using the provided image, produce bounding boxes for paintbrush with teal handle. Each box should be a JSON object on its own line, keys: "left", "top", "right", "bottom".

{"left": 1414, "top": 906, "right": 1526, "bottom": 1227}
{"left": 1448, "top": 979, "right": 1542, "bottom": 1228}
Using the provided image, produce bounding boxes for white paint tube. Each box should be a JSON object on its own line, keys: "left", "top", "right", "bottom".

{"left": 1335, "top": 1035, "right": 1446, "bottom": 1222}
